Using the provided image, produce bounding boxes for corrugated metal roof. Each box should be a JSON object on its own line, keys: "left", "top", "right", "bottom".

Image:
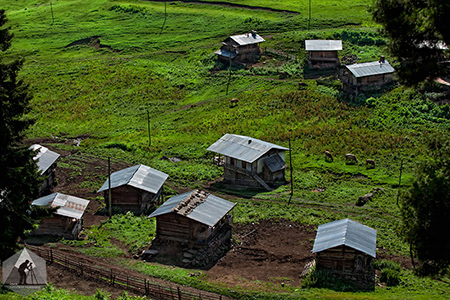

{"left": 148, "top": 190, "right": 236, "bottom": 227}
{"left": 207, "top": 134, "right": 289, "bottom": 163}
{"left": 263, "top": 154, "right": 287, "bottom": 172}
{"left": 32, "top": 192, "right": 90, "bottom": 220}
{"left": 214, "top": 49, "right": 238, "bottom": 59}
{"left": 345, "top": 61, "right": 395, "bottom": 78}
{"left": 312, "top": 218, "right": 377, "bottom": 257}
{"left": 30, "top": 144, "right": 60, "bottom": 174}
{"left": 97, "top": 164, "right": 168, "bottom": 194}
{"left": 229, "top": 33, "right": 265, "bottom": 46}
{"left": 305, "top": 40, "right": 342, "bottom": 51}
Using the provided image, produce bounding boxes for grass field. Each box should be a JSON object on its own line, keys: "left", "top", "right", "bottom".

{"left": 1, "top": 0, "right": 450, "bottom": 298}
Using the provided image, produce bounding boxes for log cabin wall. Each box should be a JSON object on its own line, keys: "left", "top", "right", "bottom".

{"left": 104, "top": 185, "right": 157, "bottom": 212}
{"left": 316, "top": 245, "right": 375, "bottom": 290}
{"left": 33, "top": 215, "right": 76, "bottom": 238}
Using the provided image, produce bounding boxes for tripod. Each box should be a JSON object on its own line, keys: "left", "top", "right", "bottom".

{"left": 27, "top": 264, "right": 38, "bottom": 285}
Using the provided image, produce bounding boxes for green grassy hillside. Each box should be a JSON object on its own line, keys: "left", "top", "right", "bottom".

{"left": 1, "top": 0, "right": 450, "bottom": 298}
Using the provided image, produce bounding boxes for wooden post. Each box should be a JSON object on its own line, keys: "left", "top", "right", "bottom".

{"left": 288, "top": 138, "right": 293, "bottom": 204}
{"left": 396, "top": 158, "right": 403, "bottom": 206}
{"left": 147, "top": 110, "right": 151, "bottom": 147}
{"left": 50, "top": 1, "right": 55, "bottom": 24}
{"left": 308, "top": 0, "right": 311, "bottom": 30}
{"left": 108, "top": 157, "right": 112, "bottom": 217}
{"left": 177, "top": 287, "right": 181, "bottom": 300}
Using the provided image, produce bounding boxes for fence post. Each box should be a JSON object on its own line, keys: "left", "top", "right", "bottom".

{"left": 50, "top": 249, "right": 53, "bottom": 264}
{"left": 110, "top": 269, "right": 113, "bottom": 286}
{"left": 177, "top": 287, "right": 181, "bottom": 300}
{"left": 79, "top": 262, "right": 83, "bottom": 277}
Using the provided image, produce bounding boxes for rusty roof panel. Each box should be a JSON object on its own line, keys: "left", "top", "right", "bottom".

{"left": 32, "top": 192, "right": 90, "bottom": 220}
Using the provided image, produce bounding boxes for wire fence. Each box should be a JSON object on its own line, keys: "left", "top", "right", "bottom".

{"left": 26, "top": 245, "right": 224, "bottom": 300}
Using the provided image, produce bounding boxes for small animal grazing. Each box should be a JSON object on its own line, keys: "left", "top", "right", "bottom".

{"left": 324, "top": 150, "right": 333, "bottom": 162}
{"left": 345, "top": 153, "right": 357, "bottom": 164}
{"left": 366, "top": 159, "right": 375, "bottom": 169}
{"left": 230, "top": 98, "right": 239, "bottom": 108}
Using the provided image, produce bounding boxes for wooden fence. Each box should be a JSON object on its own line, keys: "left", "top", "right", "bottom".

{"left": 26, "top": 245, "right": 223, "bottom": 300}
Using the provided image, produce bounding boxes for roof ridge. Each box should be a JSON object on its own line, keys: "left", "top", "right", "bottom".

{"left": 128, "top": 164, "right": 143, "bottom": 184}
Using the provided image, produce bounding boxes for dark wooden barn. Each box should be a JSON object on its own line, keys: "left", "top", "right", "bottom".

{"left": 340, "top": 57, "right": 395, "bottom": 94}
{"left": 207, "top": 134, "right": 289, "bottom": 190}
{"left": 31, "top": 193, "right": 90, "bottom": 239}
{"left": 97, "top": 164, "right": 168, "bottom": 213}
{"left": 215, "top": 31, "right": 265, "bottom": 64}
{"left": 312, "top": 218, "right": 377, "bottom": 290}
{"left": 30, "top": 144, "right": 60, "bottom": 195}
{"left": 148, "top": 190, "right": 235, "bottom": 246}
{"left": 305, "top": 40, "right": 342, "bottom": 69}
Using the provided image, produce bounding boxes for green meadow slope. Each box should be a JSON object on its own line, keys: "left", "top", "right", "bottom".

{"left": 1, "top": 0, "right": 450, "bottom": 298}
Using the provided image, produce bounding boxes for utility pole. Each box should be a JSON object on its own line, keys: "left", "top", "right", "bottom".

{"left": 288, "top": 138, "right": 293, "bottom": 204}
{"left": 50, "top": 1, "right": 55, "bottom": 24}
{"left": 108, "top": 157, "right": 112, "bottom": 217}
{"left": 147, "top": 110, "right": 151, "bottom": 147}
{"left": 396, "top": 158, "right": 404, "bottom": 207}
{"left": 308, "top": 0, "right": 312, "bottom": 30}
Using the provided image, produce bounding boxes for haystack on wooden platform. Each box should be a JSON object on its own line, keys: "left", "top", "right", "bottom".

{"left": 207, "top": 134, "right": 289, "bottom": 190}
{"left": 30, "top": 144, "right": 60, "bottom": 195}
{"left": 312, "top": 218, "right": 377, "bottom": 290}
{"left": 97, "top": 164, "right": 168, "bottom": 213}
{"left": 31, "top": 193, "right": 90, "bottom": 239}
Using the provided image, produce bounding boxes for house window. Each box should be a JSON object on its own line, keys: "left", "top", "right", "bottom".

{"left": 230, "top": 157, "right": 235, "bottom": 165}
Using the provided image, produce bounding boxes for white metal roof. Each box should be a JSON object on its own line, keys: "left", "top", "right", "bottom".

{"left": 312, "top": 218, "right": 377, "bottom": 258}
{"left": 97, "top": 164, "right": 168, "bottom": 194}
{"left": 214, "top": 49, "right": 239, "bottom": 59}
{"left": 148, "top": 190, "right": 236, "bottom": 227}
{"left": 32, "top": 192, "right": 90, "bottom": 220}
{"left": 229, "top": 33, "right": 265, "bottom": 46}
{"left": 207, "top": 134, "right": 289, "bottom": 163}
{"left": 30, "top": 144, "right": 60, "bottom": 174}
{"left": 305, "top": 40, "right": 342, "bottom": 51}
{"left": 345, "top": 60, "right": 395, "bottom": 78}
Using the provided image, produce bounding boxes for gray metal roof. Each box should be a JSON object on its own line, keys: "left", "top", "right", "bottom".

{"left": 312, "top": 218, "right": 377, "bottom": 257}
{"left": 148, "top": 190, "right": 236, "bottom": 227}
{"left": 345, "top": 61, "right": 395, "bottom": 78}
{"left": 32, "top": 192, "right": 90, "bottom": 220}
{"left": 214, "top": 49, "right": 238, "bottom": 59}
{"left": 229, "top": 33, "right": 265, "bottom": 46}
{"left": 305, "top": 40, "right": 342, "bottom": 51}
{"left": 97, "top": 164, "right": 168, "bottom": 194}
{"left": 263, "top": 154, "right": 286, "bottom": 172}
{"left": 207, "top": 134, "right": 289, "bottom": 163}
{"left": 30, "top": 144, "right": 60, "bottom": 174}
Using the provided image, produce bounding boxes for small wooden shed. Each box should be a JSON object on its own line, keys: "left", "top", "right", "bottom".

{"left": 148, "top": 190, "right": 236, "bottom": 246}
{"left": 97, "top": 164, "right": 168, "bottom": 213}
{"left": 215, "top": 31, "right": 265, "bottom": 64}
{"left": 312, "top": 218, "right": 377, "bottom": 290}
{"left": 207, "top": 134, "right": 289, "bottom": 190}
{"left": 340, "top": 57, "right": 395, "bottom": 94}
{"left": 30, "top": 144, "right": 60, "bottom": 195}
{"left": 305, "top": 40, "right": 342, "bottom": 69}
{"left": 31, "top": 193, "right": 90, "bottom": 239}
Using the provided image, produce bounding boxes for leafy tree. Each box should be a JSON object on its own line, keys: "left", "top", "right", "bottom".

{"left": 400, "top": 134, "right": 450, "bottom": 275}
{"left": 372, "top": 0, "right": 450, "bottom": 85}
{"left": 0, "top": 10, "right": 46, "bottom": 260}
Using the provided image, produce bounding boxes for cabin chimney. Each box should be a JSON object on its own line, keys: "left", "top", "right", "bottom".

{"left": 379, "top": 55, "right": 385, "bottom": 64}
{"left": 251, "top": 30, "right": 256, "bottom": 38}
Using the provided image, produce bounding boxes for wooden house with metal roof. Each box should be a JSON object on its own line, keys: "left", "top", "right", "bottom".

{"left": 207, "top": 134, "right": 289, "bottom": 190}
{"left": 148, "top": 190, "right": 235, "bottom": 246}
{"left": 340, "top": 57, "right": 395, "bottom": 94}
{"left": 312, "top": 218, "right": 377, "bottom": 290}
{"left": 97, "top": 164, "right": 168, "bottom": 213}
{"left": 215, "top": 31, "right": 265, "bottom": 64}
{"left": 31, "top": 193, "right": 90, "bottom": 239}
{"left": 30, "top": 144, "right": 60, "bottom": 195}
{"left": 305, "top": 40, "right": 342, "bottom": 69}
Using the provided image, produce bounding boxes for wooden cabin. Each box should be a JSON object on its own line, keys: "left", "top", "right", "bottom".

{"left": 340, "top": 57, "right": 395, "bottom": 94}
{"left": 207, "top": 134, "right": 289, "bottom": 190}
{"left": 97, "top": 164, "right": 168, "bottom": 213}
{"left": 148, "top": 190, "right": 236, "bottom": 246}
{"left": 312, "top": 218, "right": 377, "bottom": 290}
{"left": 305, "top": 40, "right": 342, "bottom": 69}
{"left": 31, "top": 193, "right": 90, "bottom": 239}
{"left": 215, "top": 31, "right": 265, "bottom": 64}
{"left": 30, "top": 144, "right": 60, "bottom": 195}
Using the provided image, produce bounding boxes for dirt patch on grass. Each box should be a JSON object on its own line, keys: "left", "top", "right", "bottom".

{"left": 205, "top": 219, "right": 316, "bottom": 290}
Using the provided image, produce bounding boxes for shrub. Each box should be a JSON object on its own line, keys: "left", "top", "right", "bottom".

{"left": 380, "top": 268, "right": 401, "bottom": 286}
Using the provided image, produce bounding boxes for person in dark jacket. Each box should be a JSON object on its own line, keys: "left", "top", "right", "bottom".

{"left": 18, "top": 260, "right": 31, "bottom": 285}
